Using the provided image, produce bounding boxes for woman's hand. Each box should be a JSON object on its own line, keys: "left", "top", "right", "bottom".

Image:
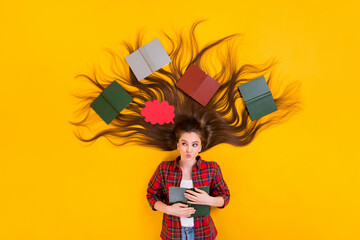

{"left": 166, "top": 203, "right": 196, "bottom": 218}
{"left": 184, "top": 188, "right": 213, "bottom": 206}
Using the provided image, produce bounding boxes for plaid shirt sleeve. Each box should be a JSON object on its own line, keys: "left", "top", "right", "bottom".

{"left": 210, "top": 162, "right": 230, "bottom": 208}
{"left": 146, "top": 162, "right": 165, "bottom": 211}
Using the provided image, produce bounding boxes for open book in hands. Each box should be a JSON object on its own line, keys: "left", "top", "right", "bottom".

{"left": 169, "top": 186, "right": 210, "bottom": 217}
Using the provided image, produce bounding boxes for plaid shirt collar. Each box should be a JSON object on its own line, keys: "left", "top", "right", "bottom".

{"left": 173, "top": 155, "right": 203, "bottom": 170}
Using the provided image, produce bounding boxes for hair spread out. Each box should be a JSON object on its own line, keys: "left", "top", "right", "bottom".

{"left": 70, "top": 21, "right": 301, "bottom": 152}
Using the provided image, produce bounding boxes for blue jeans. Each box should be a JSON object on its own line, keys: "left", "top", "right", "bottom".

{"left": 181, "top": 226, "right": 195, "bottom": 240}
{"left": 181, "top": 226, "right": 217, "bottom": 240}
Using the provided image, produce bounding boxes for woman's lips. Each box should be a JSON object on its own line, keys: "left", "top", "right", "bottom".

{"left": 186, "top": 154, "right": 191, "bottom": 158}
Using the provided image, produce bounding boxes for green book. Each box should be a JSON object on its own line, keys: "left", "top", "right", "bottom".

{"left": 169, "top": 186, "right": 210, "bottom": 217}
{"left": 90, "top": 81, "right": 133, "bottom": 124}
{"left": 238, "top": 76, "right": 277, "bottom": 120}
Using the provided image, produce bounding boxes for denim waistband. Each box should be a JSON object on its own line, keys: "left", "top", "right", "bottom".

{"left": 181, "top": 226, "right": 195, "bottom": 230}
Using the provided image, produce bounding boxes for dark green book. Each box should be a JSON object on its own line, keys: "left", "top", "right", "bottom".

{"left": 169, "top": 186, "right": 210, "bottom": 217}
{"left": 238, "top": 76, "right": 277, "bottom": 120}
{"left": 90, "top": 81, "right": 133, "bottom": 124}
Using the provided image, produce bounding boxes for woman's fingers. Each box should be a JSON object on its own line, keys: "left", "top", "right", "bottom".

{"left": 184, "top": 193, "right": 193, "bottom": 199}
{"left": 179, "top": 206, "right": 195, "bottom": 216}
{"left": 182, "top": 208, "right": 196, "bottom": 217}
{"left": 170, "top": 203, "right": 196, "bottom": 217}
{"left": 181, "top": 207, "right": 195, "bottom": 212}
{"left": 184, "top": 188, "right": 211, "bottom": 205}
{"left": 194, "top": 187, "right": 205, "bottom": 193}
{"left": 176, "top": 203, "right": 189, "bottom": 208}
{"left": 184, "top": 193, "right": 198, "bottom": 203}
{"left": 185, "top": 190, "right": 197, "bottom": 196}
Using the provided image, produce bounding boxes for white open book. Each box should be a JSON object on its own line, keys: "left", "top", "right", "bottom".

{"left": 125, "top": 38, "right": 171, "bottom": 81}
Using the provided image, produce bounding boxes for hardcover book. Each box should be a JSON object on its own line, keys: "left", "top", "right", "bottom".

{"left": 238, "top": 76, "right": 277, "bottom": 120}
{"left": 176, "top": 64, "right": 220, "bottom": 106}
{"left": 169, "top": 186, "right": 210, "bottom": 217}
{"left": 90, "top": 81, "right": 133, "bottom": 124}
{"left": 125, "top": 38, "right": 171, "bottom": 81}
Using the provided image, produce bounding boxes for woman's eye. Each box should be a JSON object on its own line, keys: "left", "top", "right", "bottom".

{"left": 182, "top": 143, "right": 187, "bottom": 146}
{"left": 193, "top": 144, "right": 198, "bottom": 147}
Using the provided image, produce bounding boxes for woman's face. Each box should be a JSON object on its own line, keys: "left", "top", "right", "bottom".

{"left": 177, "top": 131, "right": 202, "bottom": 161}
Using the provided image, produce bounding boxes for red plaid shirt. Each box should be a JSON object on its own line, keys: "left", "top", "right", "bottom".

{"left": 147, "top": 156, "right": 230, "bottom": 240}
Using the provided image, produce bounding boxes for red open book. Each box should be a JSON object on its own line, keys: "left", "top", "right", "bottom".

{"left": 176, "top": 64, "right": 220, "bottom": 106}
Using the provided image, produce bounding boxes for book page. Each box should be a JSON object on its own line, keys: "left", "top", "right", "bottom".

{"left": 125, "top": 50, "right": 152, "bottom": 80}
{"left": 140, "top": 38, "right": 171, "bottom": 72}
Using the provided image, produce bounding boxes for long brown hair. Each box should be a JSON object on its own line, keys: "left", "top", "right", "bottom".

{"left": 70, "top": 21, "right": 301, "bottom": 152}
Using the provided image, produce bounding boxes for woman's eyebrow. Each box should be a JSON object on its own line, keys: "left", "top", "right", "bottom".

{"left": 192, "top": 141, "right": 199, "bottom": 143}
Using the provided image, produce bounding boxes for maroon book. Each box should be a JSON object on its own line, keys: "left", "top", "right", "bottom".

{"left": 176, "top": 64, "right": 220, "bottom": 106}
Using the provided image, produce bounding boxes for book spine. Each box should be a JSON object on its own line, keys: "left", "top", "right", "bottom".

{"left": 139, "top": 47, "right": 156, "bottom": 72}
{"left": 246, "top": 92, "right": 272, "bottom": 104}
{"left": 100, "top": 93, "right": 121, "bottom": 113}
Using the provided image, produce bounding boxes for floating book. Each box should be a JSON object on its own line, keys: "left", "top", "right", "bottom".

{"left": 125, "top": 38, "right": 171, "bottom": 81}
{"left": 90, "top": 81, "right": 133, "bottom": 124}
{"left": 169, "top": 186, "right": 210, "bottom": 217}
{"left": 176, "top": 64, "right": 220, "bottom": 106}
{"left": 238, "top": 76, "right": 277, "bottom": 120}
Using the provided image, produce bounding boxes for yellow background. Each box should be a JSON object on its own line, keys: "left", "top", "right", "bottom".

{"left": 1, "top": 0, "right": 359, "bottom": 239}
